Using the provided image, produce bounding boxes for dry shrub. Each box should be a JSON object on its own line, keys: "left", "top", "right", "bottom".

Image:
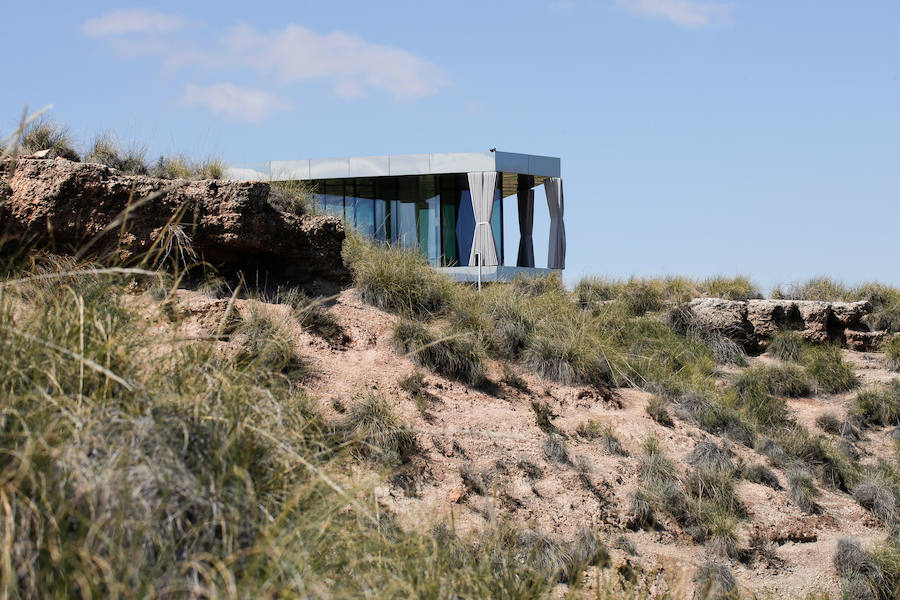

{"left": 20, "top": 118, "right": 80, "bottom": 160}
{"left": 393, "top": 321, "right": 485, "bottom": 386}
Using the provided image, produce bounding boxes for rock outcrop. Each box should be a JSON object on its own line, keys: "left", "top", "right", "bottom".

{"left": 0, "top": 157, "right": 347, "bottom": 283}
{"left": 687, "top": 297, "right": 881, "bottom": 349}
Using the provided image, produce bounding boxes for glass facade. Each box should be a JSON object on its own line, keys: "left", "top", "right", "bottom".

{"left": 307, "top": 174, "right": 505, "bottom": 267}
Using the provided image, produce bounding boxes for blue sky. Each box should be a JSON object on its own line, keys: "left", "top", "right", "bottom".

{"left": 3, "top": 1, "right": 898, "bottom": 290}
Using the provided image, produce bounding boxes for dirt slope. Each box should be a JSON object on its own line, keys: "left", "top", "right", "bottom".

{"left": 171, "top": 286, "right": 899, "bottom": 598}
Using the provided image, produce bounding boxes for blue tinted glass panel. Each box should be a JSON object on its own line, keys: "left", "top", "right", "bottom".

{"left": 324, "top": 181, "right": 344, "bottom": 219}
{"left": 455, "top": 190, "right": 474, "bottom": 266}
{"left": 418, "top": 193, "right": 440, "bottom": 266}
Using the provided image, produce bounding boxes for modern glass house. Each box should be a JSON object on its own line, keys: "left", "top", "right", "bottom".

{"left": 226, "top": 150, "right": 565, "bottom": 280}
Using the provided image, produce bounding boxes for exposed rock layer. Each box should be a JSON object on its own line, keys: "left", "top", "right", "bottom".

{"left": 1, "top": 157, "right": 347, "bottom": 283}
{"left": 688, "top": 297, "right": 880, "bottom": 349}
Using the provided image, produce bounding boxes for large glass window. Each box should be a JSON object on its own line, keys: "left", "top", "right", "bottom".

{"left": 455, "top": 189, "right": 475, "bottom": 266}
{"left": 324, "top": 181, "right": 344, "bottom": 219}
{"left": 346, "top": 178, "right": 375, "bottom": 237}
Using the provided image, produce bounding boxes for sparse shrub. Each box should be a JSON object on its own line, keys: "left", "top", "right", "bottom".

{"left": 393, "top": 321, "right": 485, "bottom": 386}
{"left": 788, "top": 469, "right": 821, "bottom": 514}
{"left": 629, "top": 490, "right": 655, "bottom": 529}
{"left": 501, "top": 364, "right": 530, "bottom": 393}
{"left": 574, "top": 277, "right": 617, "bottom": 311}
{"left": 693, "top": 561, "right": 738, "bottom": 600}
{"left": 400, "top": 370, "right": 427, "bottom": 396}
{"left": 512, "top": 272, "right": 563, "bottom": 297}
{"left": 350, "top": 241, "right": 455, "bottom": 319}
{"left": 543, "top": 433, "right": 571, "bottom": 465}
{"left": 233, "top": 306, "right": 301, "bottom": 374}
{"left": 734, "top": 364, "right": 811, "bottom": 398}
{"left": 517, "top": 458, "right": 544, "bottom": 479}
{"left": 294, "top": 295, "right": 348, "bottom": 345}
{"left": 621, "top": 278, "right": 666, "bottom": 316}
{"left": 833, "top": 538, "right": 900, "bottom": 600}
{"left": 774, "top": 277, "right": 850, "bottom": 301}
{"left": 803, "top": 345, "right": 858, "bottom": 394}
{"left": 20, "top": 118, "right": 80, "bottom": 160}
{"left": 758, "top": 437, "right": 789, "bottom": 467}
{"left": 341, "top": 394, "right": 416, "bottom": 463}
{"left": 614, "top": 535, "right": 638, "bottom": 556}
{"left": 564, "top": 527, "right": 609, "bottom": 584}
{"left": 767, "top": 329, "right": 806, "bottom": 362}
{"left": 884, "top": 337, "right": 900, "bottom": 372}
{"left": 638, "top": 442, "right": 676, "bottom": 484}
{"left": 459, "top": 462, "right": 491, "bottom": 496}
{"left": 687, "top": 439, "right": 735, "bottom": 474}
{"left": 269, "top": 180, "right": 314, "bottom": 215}
{"left": 853, "top": 381, "right": 900, "bottom": 428}
{"left": 700, "top": 275, "right": 761, "bottom": 301}
{"left": 816, "top": 412, "right": 861, "bottom": 440}
{"left": 732, "top": 378, "right": 791, "bottom": 428}
{"left": 684, "top": 468, "right": 744, "bottom": 519}
{"left": 646, "top": 396, "right": 674, "bottom": 427}
{"left": 853, "top": 480, "right": 900, "bottom": 529}
{"left": 531, "top": 401, "right": 561, "bottom": 434}
{"left": 579, "top": 421, "right": 629, "bottom": 457}
{"left": 400, "top": 370, "right": 432, "bottom": 418}
{"left": 576, "top": 419, "right": 602, "bottom": 440}
{"left": 741, "top": 463, "right": 781, "bottom": 490}
{"left": 85, "top": 132, "right": 148, "bottom": 174}
{"left": 705, "top": 511, "right": 739, "bottom": 559}
{"left": 522, "top": 325, "right": 613, "bottom": 389}
{"left": 151, "top": 154, "right": 224, "bottom": 180}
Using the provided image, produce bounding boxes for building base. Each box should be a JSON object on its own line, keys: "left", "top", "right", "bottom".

{"left": 436, "top": 266, "right": 560, "bottom": 283}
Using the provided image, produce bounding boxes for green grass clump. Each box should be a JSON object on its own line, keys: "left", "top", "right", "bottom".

{"left": 347, "top": 238, "right": 455, "bottom": 319}
{"left": 233, "top": 305, "right": 303, "bottom": 374}
{"left": 20, "top": 117, "right": 80, "bottom": 160}
{"left": 767, "top": 330, "right": 806, "bottom": 362}
{"left": 802, "top": 345, "right": 858, "bottom": 393}
{"left": 84, "top": 132, "right": 148, "bottom": 174}
{"left": 884, "top": 337, "right": 900, "bottom": 372}
{"left": 341, "top": 394, "right": 416, "bottom": 463}
{"left": 150, "top": 153, "right": 225, "bottom": 179}
{"left": 512, "top": 272, "right": 564, "bottom": 297}
{"left": 787, "top": 469, "right": 821, "bottom": 514}
{"left": 268, "top": 180, "right": 315, "bottom": 215}
{"left": 773, "top": 276, "right": 851, "bottom": 301}
{"left": 699, "top": 275, "right": 761, "bottom": 301}
{"left": 693, "top": 562, "right": 738, "bottom": 600}
{"left": 734, "top": 364, "right": 811, "bottom": 399}
{"left": 522, "top": 320, "right": 613, "bottom": 388}
{"left": 741, "top": 463, "right": 781, "bottom": 490}
{"left": 392, "top": 321, "right": 485, "bottom": 386}
{"left": 834, "top": 538, "right": 900, "bottom": 600}
{"left": 853, "top": 381, "right": 900, "bottom": 428}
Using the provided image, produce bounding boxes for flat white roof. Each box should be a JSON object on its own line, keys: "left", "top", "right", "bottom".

{"left": 226, "top": 150, "right": 560, "bottom": 182}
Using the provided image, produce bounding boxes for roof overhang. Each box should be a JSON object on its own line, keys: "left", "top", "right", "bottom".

{"left": 226, "top": 150, "right": 560, "bottom": 182}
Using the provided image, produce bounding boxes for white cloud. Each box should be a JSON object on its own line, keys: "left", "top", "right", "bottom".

{"left": 82, "top": 9, "right": 186, "bottom": 36}
{"left": 216, "top": 24, "right": 446, "bottom": 101}
{"left": 618, "top": 0, "right": 731, "bottom": 27}
{"left": 181, "top": 83, "right": 292, "bottom": 123}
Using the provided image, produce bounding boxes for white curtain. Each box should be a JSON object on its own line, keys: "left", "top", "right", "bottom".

{"left": 545, "top": 177, "right": 566, "bottom": 269}
{"left": 467, "top": 171, "right": 499, "bottom": 267}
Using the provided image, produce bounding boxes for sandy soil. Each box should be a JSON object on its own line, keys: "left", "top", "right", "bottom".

{"left": 170, "top": 287, "right": 900, "bottom": 598}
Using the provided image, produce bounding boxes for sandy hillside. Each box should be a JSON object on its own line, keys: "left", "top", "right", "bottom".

{"left": 169, "top": 286, "right": 899, "bottom": 598}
